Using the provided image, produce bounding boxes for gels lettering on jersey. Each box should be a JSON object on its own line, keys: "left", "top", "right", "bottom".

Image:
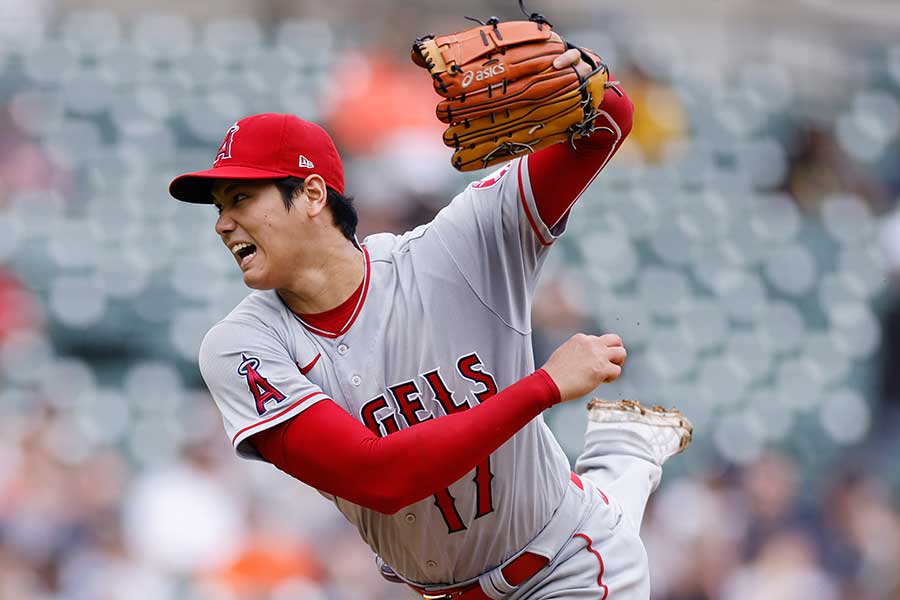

{"left": 359, "top": 352, "right": 497, "bottom": 434}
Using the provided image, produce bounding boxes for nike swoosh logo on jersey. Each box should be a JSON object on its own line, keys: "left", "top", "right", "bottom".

{"left": 298, "top": 353, "right": 321, "bottom": 375}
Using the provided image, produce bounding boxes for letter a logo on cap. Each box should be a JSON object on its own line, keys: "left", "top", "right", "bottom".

{"left": 298, "top": 155, "right": 315, "bottom": 169}
{"left": 215, "top": 122, "right": 240, "bottom": 165}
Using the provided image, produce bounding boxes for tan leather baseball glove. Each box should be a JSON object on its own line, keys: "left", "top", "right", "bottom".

{"left": 412, "top": 6, "right": 609, "bottom": 171}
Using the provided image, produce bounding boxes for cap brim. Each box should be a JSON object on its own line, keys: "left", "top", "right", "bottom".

{"left": 169, "top": 165, "right": 292, "bottom": 203}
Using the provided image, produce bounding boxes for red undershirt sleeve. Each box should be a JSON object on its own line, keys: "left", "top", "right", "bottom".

{"left": 250, "top": 369, "right": 561, "bottom": 515}
{"left": 528, "top": 79, "right": 635, "bottom": 231}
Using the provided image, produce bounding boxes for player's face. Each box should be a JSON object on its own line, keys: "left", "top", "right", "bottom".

{"left": 211, "top": 179, "right": 307, "bottom": 290}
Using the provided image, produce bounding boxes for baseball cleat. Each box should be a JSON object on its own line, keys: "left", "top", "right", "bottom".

{"left": 586, "top": 398, "right": 693, "bottom": 466}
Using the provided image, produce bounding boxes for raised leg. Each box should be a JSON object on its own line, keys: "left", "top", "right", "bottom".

{"left": 574, "top": 399, "right": 692, "bottom": 534}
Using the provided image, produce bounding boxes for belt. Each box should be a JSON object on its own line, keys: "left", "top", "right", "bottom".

{"left": 408, "top": 552, "right": 549, "bottom": 600}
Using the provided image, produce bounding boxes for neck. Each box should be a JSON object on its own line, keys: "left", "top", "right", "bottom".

{"left": 276, "top": 237, "right": 364, "bottom": 314}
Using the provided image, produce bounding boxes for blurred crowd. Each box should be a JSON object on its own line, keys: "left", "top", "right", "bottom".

{"left": 1, "top": 1, "right": 900, "bottom": 599}
{"left": 643, "top": 452, "right": 900, "bottom": 600}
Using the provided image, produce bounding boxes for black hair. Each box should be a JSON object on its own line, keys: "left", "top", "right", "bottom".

{"left": 274, "top": 176, "right": 358, "bottom": 242}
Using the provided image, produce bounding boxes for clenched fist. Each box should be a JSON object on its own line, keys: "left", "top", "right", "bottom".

{"left": 541, "top": 333, "right": 627, "bottom": 403}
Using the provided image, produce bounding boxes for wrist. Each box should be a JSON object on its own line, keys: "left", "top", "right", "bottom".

{"left": 533, "top": 368, "right": 562, "bottom": 406}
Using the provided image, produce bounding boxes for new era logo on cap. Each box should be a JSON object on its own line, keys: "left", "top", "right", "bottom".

{"left": 168, "top": 113, "right": 345, "bottom": 203}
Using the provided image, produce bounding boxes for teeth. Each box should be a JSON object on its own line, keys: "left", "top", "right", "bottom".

{"left": 231, "top": 242, "right": 252, "bottom": 256}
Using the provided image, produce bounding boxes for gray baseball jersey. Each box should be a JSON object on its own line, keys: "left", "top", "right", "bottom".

{"left": 199, "top": 156, "right": 571, "bottom": 584}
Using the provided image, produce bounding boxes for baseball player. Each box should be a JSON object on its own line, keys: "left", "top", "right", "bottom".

{"left": 169, "top": 48, "right": 691, "bottom": 600}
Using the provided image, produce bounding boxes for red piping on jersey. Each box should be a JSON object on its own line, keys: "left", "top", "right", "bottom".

{"left": 571, "top": 471, "right": 584, "bottom": 490}
{"left": 232, "top": 390, "right": 326, "bottom": 445}
{"left": 298, "top": 353, "right": 321, "bottom": 375}
{"left": 518, "top": 158, "right": 553, "bottom": 247}
{"left": 290, "top": 247, "right": 371, "bottom": 338}
{"left": 571, "top": 471, "right": 609, "bottom": 505}
{"left": 574, "top": 532, "right": 609, "bottom": 600}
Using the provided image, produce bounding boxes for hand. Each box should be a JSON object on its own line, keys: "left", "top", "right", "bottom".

{"left": 552, "top": 48, "right": 595, "bottom": 79}
{"left": 541, "top": 333, "right": 627, "bottom": 403}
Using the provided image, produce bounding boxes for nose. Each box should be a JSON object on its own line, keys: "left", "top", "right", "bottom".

{"left": 215, "top": 209, "right": 235, "bottom": 236}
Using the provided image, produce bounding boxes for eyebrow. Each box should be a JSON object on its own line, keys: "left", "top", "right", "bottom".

{"left": 223, "top": 182, "right": 244, "bottom": 195}
{"left": 213, "top": 181, "right": 248, "bottom": 201}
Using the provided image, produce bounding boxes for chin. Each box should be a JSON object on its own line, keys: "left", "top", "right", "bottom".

{"left": 242, "top": 271, "right": 275, "bottom": 291}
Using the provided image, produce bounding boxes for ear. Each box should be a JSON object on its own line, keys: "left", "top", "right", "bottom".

{"left": 303, "top": 174, "right": 329, "bottom": 218}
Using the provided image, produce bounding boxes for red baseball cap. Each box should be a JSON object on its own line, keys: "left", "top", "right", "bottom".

{"left": 169, "top": 113, "right": 345, "bottom": 203}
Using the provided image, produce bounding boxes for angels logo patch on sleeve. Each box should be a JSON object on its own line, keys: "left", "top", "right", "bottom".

{"left": 199, "top": 318, "right": 331, "bottom": 460}
{"left": 238, "top": 353, "right": 287, "bottom": 415}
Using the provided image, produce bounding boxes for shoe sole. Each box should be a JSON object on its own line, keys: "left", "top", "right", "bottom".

{"left": 587, "top": 398, "right": 694, "bottom": 456}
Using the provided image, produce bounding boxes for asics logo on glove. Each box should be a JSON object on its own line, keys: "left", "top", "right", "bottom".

{"left": 462, "top": 63, "right": 506, "bottom": 88}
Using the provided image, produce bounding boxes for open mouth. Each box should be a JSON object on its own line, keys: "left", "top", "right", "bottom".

{"left": 231, "top": 242, "right": 258, "bottom": 268}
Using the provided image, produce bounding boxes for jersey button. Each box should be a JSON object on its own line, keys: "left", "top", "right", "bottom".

{"left": 404, "top": 513, "right": 416, "bottom": 524}
{"left": 337, "top": 343, "right": 349, "bottom": 355}
{"left": 426, "top": 560, "right": 438, "bottom": 569}
{"left": 351, "top": 375, "right": 362, "bottom": 386}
